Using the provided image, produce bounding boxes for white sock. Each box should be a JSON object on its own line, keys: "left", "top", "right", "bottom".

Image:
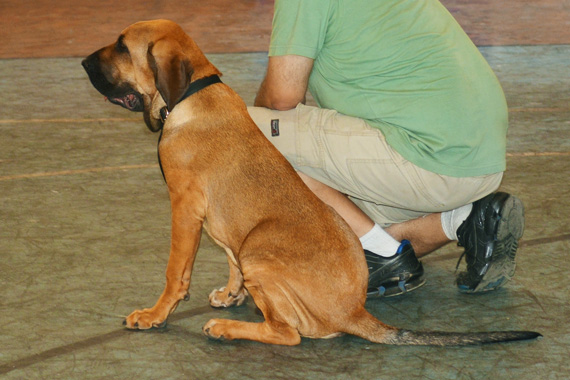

{"left": 441, "top": 204, "right": 473, "bottom": 241}
{"left": 360, "top": 223, "right": 401, "bottom": 257}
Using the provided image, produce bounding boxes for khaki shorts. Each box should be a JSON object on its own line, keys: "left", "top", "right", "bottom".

{"left": 248, "top": 104, "right": 503, "bottom": 227}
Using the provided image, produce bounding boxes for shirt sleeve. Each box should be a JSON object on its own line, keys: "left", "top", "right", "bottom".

{"left": 269, "top": 0, "right": 333, "bottom": 59}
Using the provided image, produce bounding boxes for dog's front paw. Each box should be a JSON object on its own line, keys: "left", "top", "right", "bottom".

{"left": 209, "top": 286, "right": 248, "bottom": 308}
{"left": 123, "top": 308, "right": 168, "bottom": 330}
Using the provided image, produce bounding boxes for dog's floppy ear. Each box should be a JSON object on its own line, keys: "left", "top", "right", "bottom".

{"left": 147, "top": 40, "right": 194, "bottom": 112}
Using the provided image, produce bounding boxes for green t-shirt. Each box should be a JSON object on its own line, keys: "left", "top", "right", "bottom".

{"left": 269, "top": 0, "right": 508, "bottom": 177}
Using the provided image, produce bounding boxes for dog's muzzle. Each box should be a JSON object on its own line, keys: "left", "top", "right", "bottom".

{"left": 82, "top": 54, "right": 144, "bottom": 112}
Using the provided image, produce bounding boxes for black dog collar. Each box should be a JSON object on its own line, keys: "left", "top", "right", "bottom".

{"left": 159, "top": 75, "right": 222, "bottom": 123}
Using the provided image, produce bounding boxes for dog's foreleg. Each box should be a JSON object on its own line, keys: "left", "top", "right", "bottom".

{"left": 209, "top": 253, "right": 247, "bottom": 308}
{"left": 124, "top": 193, "right": 203, "bottom": 329}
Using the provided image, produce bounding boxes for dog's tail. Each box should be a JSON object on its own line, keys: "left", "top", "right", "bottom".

{"left": 346, "top": 310, "right": 541, "bottom": 346}
{"left": 382, "top": 329, "right": 542, "bottom": 346}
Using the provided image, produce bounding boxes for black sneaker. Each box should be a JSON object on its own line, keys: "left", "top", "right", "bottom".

{"left": 366, "top": 240, "right": 425, "bottom": 298}
{"left": 455, "top": 192, "right": 524, "bottom": 293}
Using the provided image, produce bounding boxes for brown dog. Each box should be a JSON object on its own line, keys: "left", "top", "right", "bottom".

{"left": 82, "top": 20, "right": 540, "bottom": 346}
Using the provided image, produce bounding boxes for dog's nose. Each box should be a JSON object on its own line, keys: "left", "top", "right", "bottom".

{"left": 82, "top": 54, "right": 98, "bottom": 73}
{"left": 81, "top": 58, "right": 90, "bottom": 71}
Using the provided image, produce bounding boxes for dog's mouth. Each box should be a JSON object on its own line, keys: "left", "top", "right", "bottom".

{"left": 81, "top": 55, "right": 144, "bottom": 113}
{"left": 106, "top": 92, "right": 144, "bottom": 112}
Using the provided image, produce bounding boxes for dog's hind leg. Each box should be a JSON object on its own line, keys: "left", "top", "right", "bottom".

{"left": 203, "top": 319, "right": 301, "bottom": 345}
{"left": 203, "top": 281, "right": 301, "bottom": 345}
{"left": 209, "top": 254, "right": 248, "bottom": 308}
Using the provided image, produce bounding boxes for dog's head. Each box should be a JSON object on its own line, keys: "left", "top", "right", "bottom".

{"left": 82, "top": 19, "right": 221, "bottom": 132}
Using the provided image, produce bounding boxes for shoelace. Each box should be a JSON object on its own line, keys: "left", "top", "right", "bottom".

{"left": 455, "top": 249, "right": 467, "bottom": 271}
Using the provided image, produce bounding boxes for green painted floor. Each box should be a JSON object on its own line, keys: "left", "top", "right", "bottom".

{"left": 0, "top": 46, "right": 568, "bottom": 379}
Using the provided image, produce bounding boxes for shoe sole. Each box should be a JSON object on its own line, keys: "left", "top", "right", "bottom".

{"left": 459, "top": 194, "right": 524, "bottom": 293}
{"left": 367, "top": 275, "right": 426, "bottom": 298}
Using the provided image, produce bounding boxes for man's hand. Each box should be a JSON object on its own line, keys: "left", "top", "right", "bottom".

{"left": 254, "top": 55, "right": 314, "bottom": 111}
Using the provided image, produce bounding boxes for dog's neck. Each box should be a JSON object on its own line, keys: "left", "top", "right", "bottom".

{"left": 159, "top": 75, "right": 222, "bottom": 124}
{"left": 156, "top": 74, "right": 222, "bottom": 184}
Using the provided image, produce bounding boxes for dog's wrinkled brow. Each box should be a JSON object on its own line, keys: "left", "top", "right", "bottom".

{"left": 115, "top": 35, "right": 129, "bottom": 54}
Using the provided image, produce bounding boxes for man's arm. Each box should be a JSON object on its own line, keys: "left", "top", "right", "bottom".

{"left": 254, "top": 55, "right": 314, "bottom": 111}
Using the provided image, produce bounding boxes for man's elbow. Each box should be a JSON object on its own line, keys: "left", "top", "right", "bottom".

{"left": 270, "top": 98, "right": 303, "bottom": 111}
{"left": 259, "top": 92, "right": 305, "bottom": 111}
{"left": 254, "top": 78, "right": 307, "bottom": 110}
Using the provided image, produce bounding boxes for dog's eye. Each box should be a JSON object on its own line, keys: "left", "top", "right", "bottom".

{"left": 115, "top": 36, "right": 129, "bottom": 54}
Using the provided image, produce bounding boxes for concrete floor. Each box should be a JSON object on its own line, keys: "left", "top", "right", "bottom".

{"left": 1, "top": 2, "right": 569, "bottom": 380}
